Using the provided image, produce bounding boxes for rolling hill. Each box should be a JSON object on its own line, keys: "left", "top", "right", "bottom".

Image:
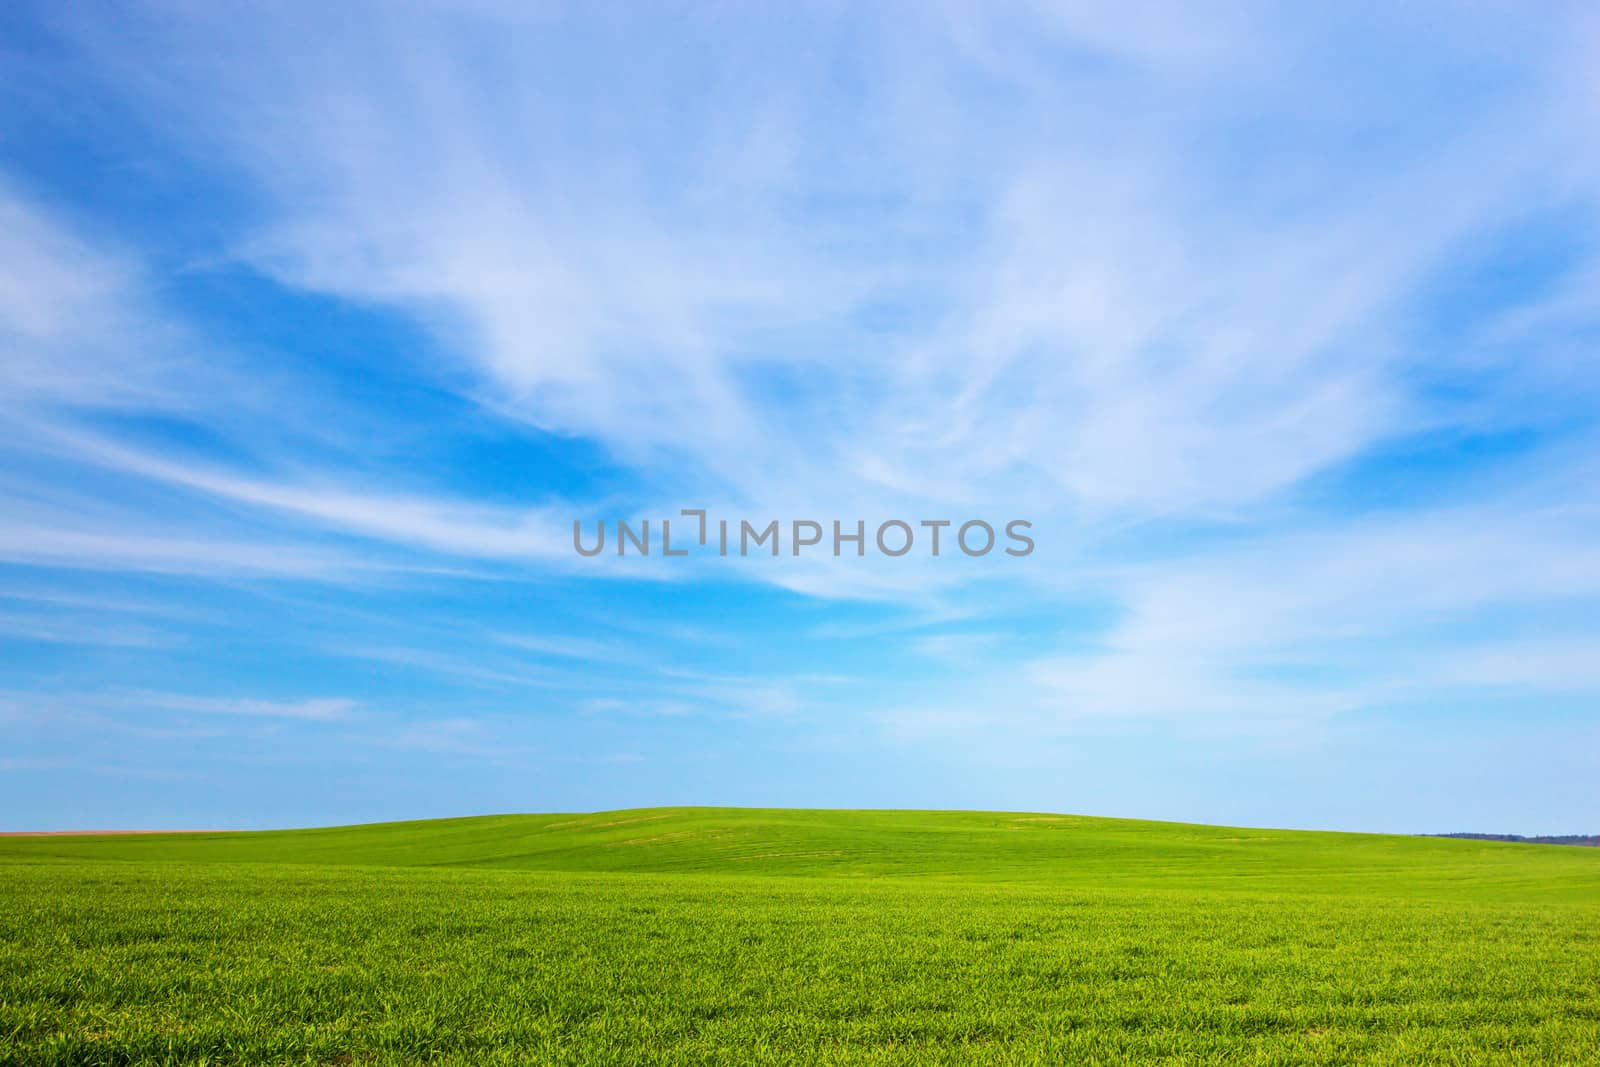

{"left": 5, "top": 806, "right": 1599, "bottom": 901}
{"left": 4, "top": 809, "right": 1598, "bottom": 1063}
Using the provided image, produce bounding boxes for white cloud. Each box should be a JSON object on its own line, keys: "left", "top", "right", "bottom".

{"left": 0, "top": 179, "right": 192, "bottom": 411}
{"left": 1026, "top": 487, "right": 1600, "bottom": 722}
{"left": 3, "top": 2, "right": 1599, "bottom": 760}
{"left": 132, "top": 694, "right": 357, "bottom": 722}
{"left": 0, "top": 689, "right": 357, "bottom": 727}
{"left": 22, "top": 4, "right": 1600, "bottom": 550}
{"left": 0, "top": 521, "right": 376, "bottom": 580}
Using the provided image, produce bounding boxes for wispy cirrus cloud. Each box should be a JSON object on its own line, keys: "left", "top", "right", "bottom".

{"left": 134, "top": 694, "right": 357, "bottom": 722}
{"left": 51, "top": 3, "right": 1596, "bottom": 523}
{"left": 12, "top": 3, "right": 1600, "bottom": 577}
{"left": 3, "top": 2, "right": 1599, "bottom": 830}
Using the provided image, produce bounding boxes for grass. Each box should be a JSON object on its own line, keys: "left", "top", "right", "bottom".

{"left": 2, "top": 808, "right": 1597, "bottom": 1064}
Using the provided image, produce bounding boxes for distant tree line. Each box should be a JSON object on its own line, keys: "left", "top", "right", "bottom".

{"left": 1428, "top": 833, "right": 1600, "bottom": 847}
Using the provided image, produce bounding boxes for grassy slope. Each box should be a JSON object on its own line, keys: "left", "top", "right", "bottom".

{"left": 4, "top": 806, "right": 1598, "bottom": 900}
{"left": 4, "top": 810, "right": 1599, "bottom": 1064}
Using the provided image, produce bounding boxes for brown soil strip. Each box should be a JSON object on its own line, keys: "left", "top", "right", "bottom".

{"left": 0, "top": 829, "right": 220, "bottom": 836}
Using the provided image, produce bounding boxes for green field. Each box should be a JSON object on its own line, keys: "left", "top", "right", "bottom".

{"left": 2, "top": 808, "right": 1597, "bottom": 1065}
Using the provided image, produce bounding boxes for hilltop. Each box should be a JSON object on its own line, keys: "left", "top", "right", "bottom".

{"left": 5, "top": 806, "right": 1599, "bottom": 902}
{"left": 6, "top": 807, "right": 1599, "bottom": 1062}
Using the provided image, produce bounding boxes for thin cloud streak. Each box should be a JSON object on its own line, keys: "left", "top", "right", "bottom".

{"left": 1, "top": 3, "right": 1598, "bottom": 829}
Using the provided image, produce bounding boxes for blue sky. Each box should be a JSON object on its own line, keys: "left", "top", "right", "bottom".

{"left": 2, "top": 2, "right": 1598, "bottom": 833}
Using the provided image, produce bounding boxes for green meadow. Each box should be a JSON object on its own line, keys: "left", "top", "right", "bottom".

{"left": 2, "top": 808, "right": 1597, "bottom": 1065}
